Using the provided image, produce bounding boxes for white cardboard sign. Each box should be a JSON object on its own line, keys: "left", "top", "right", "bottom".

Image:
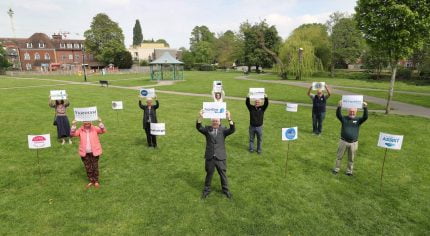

{"left": 74, "top": 107, "right": 98, "bottom": 121}
{"left": 378, "top": 132, "right": 404, "bottom": 150}
{"left": 342, "top": 95, "right": 364, "bottom": 109}
{"left": 282, "top": 127, "right": 298, "bottom": 141}
{"left": 28, "top": 134, "right": 51, "bottom": 149}
{"left": 312, "top": 82, "right": 325, "bottom": 90}
{"left": 112, "top": 101, "right": 123, "bottom": 110}
{"left": 202, "top": 102, "right": 227, "bottom": 119}
{"left": 150, "top": 123, "right": 166, "bottom": 135}
{"left": 50, "top": 90, "right": 67, "bottom": 100}
{"left": 213, "top": 81, "right": 223, "bottom": 92}
{"left": 286, "top": 103, "right": 298, "bottom": 112}
{"left": 139, "top": 88, "right": 156, "bottom": 98}
{"left": 249, "top": 88, "right": 265, "bottom": 99}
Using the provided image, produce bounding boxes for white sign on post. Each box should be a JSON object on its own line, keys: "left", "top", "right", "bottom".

{"left": 202, "top": 102, "right": 227, "bottom": 119}
{"left": 282, "top": 127, "right": 298, "bottom": 141}
{"left": 213, "top": 81, "right": 223, "bottom": 92}
{"left": 312, "top": 82, "right": 326, "bottom": 90}
{"left": 74, "top": 107, "right": 98, "bottom": 121}
{"left": 150, "top": 123, "right": 166, "bottom": 135}
{"left": 28, "top": 134, "right": 51, "bottom": 149}
{"left": 342, "top": 95, "right": 364, "bottom": 109}
{"left": 50, "top": 90, "right": 67, "bottom": 100}
{"left": 112, "top": 101, "right": 123, "bottom": 110}
{"left": 249, "top": 88, "right": 265, "bottom": 99}
{"left": 378, "top": 132, "right": 404, "bottom": 150}
{"left": 286, "top": 103, "right": 298, "bottom": 112}
{"left": 139, "top": 88, "right": 156, "bottom": 98}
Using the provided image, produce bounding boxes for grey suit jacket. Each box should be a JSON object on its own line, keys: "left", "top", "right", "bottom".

{"left": 196, "top": 121, "right": 235, "bottom": 160}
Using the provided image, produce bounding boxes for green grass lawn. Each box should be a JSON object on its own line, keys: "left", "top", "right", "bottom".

{"left": 0, "top": 74, "right": 429, "bottom": 234}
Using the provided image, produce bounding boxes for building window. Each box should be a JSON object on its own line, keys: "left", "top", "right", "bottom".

{"left": 39, "top": 43, "right": 45, "bottom": 48}
{"left": 75, "top": 54, "right": 80, "bottom": 60}
{"left": 69, "top": 54, "right": 73, "bottom": 60}
{"left": 26, "top": 63, "right": 32, "bottom": 70}
{"left": 62, "top": 55, "right": 67, "bottom": 60}
{"left": 45, "top": 53, "right": 50, "bottom": 60}
{"left": 80, "top": 43, "right": 84, "bottom": 48}
{"left": 34, "top": 53, "right": 40, "bottom": 60}
{"left": 67, "top": 43, "right": 72, "bottom": 49}
{"left": 26, "top": 43, "right": 33, "bottom": 48}
{"left": 60, "top": 43, "right": 65, "bottom": 48}
{"left": 74, "top": 43, "right": 80, "bottom": 49}
{"left": 24, "top": 53, "right": 30, "bottom": 60}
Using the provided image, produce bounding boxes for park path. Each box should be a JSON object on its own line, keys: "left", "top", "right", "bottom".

{"left": 236, "top": 76, "right": 430, "bottom": 118}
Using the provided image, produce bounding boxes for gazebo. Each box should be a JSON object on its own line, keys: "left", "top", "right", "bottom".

{"left": 149, "top": 52, "right": 184, "bottom": 80}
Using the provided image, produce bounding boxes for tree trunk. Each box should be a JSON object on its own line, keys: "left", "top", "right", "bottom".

{"left": 385, "top": 63, "right": 397, "bottom": 114}
{"left": 256, "top": 31, "right": 286, "bottom": 79}
{"left": 330, "top": 64, "right": 335, "bottom": 77}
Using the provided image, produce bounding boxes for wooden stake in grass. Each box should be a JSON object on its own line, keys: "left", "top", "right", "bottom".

{"left": 380, "top": 148, "right": 388, "bottom": 192}
{"left": 36, "top": 149, "right": 42, "bottom": 178}
{"left": 377, "top": 132, "right": 404, "bottom": 192}
{"left": 282, "top": 127, "right": 298, "bottom": 177}
{"left": 28, "top": 134, "right": 51, "bottom": 179}
{"left": 285, "top": 141, "right": 290, "bottom": 176}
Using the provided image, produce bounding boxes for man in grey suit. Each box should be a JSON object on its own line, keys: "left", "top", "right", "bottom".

{"left": 196, "top": 110, "right": 235, "bottom": 199}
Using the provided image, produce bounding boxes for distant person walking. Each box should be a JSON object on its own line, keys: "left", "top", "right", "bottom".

{"left": 197, "top": 110, "right": 235, "bottom": 199}
{"left": 333, "top": 101, "right": 368, "bottom": 176}
{"left": 49, "top": 99, "right": 72, "bottom": 145}
{"left": 246, "top": 94, "right": 269, "bottom": 154}
{"left": 307, "top": 84, "right": 331, "bottom": 135}
{"left": 139, "top": 97, "right": 159, "bottom": 147}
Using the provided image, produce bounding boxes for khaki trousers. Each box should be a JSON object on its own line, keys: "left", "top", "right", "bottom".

{"left": 334, "top": 139, "right": 358, "bottom": 174}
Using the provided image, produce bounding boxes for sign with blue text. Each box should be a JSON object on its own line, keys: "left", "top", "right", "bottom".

{"left": 312, "top": 82, "right": 325, "bottom": 90}
{"left": 378, "top": 132, "right": 404, "bottom": 150}
{"left": 282, "top": 127, "right": 298, "bottom": 141}
{"left": 202, "top": 102, "right": 226, "bottom": 119}
{"left": 74, "top": 107, "right": 98, "bottom": 121}
{"left": 139, "top": 88, "right": 156, "bottom": 98}
{"left": 342, "top": 95, "right": 363, "bottom": 109}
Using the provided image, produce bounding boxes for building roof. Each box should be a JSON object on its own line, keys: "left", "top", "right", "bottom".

{"left": 150, "top": 52, "right": 183, "bottom": 65}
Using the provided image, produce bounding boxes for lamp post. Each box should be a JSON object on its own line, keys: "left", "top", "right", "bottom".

{"left": 297, "top": 47, "right": 303, "bottom": 80}
{"left": 82, "top": 46, "right": 87, "bottom": 82}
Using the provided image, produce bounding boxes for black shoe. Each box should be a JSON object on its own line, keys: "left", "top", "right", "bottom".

{"left": 346, "top": 172, "right": 353, "bottom": 176}
{"left": 332, "top": 170, "right": 338, "bottom": 175}
{"left": 223, "top": 191, "right": 232, "bottom": 199}
{"left": 201, "top": 191, "right": 210, "bottom": 199}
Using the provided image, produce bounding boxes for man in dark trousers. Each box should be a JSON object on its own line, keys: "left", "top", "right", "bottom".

{"left": 139, "top": 97, "right": 159, "bottom": 147}
{"left": 307, "top": 84, "right": 331, "bottom": 135}
{"left": 333, "top": 100, "right": 368, "bottom": 176}
{"left": 196, "top": 110, "right": 235, "bottom": 199}
{"left": 246, "top": 94, "right": 269, "bottom": 154}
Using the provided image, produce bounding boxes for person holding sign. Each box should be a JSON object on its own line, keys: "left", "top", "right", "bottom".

{"left": 71, "top": 118, "right": 106, "bottom": 189}
{"left": 139, "top": 97, "right": 159, "bottom": 147}
{"left": 49, "top": 98, "right": 72, "bottom": 145}
{"left": 246, "top": 94, "right": 269, "bottom": 154}
{"left": 333, "top": 101, "right": 368, "bottom": 176}
{"left": 307, "top": 84, "right": 331, "bottom": 135}
{"left": 197, "top": 110, "right": 235, "bottom": 199}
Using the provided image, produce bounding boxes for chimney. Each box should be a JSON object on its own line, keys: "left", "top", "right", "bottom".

{"left": 52, "top": 34, "right": 62, "bottom": 40}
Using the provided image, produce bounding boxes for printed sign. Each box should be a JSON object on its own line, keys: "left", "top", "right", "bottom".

{"left": 50, "top": 90, "right": 67, "bottom": 100}
{"left": 286, "top": 103, "right": 298, "bottom": 112}
{"left": 342, "top": 95, "right": 364, "bottom": 109}
{"left": 378, "top": 132, "right": 404, "bottom": 150}
{"left": 202, "top": 102, "right": 227, "bottom": 119}
{"left": 312, "top": 82, "right": 326, "bottom": 90}
{"left": 112, "top": 101, "right": 123, "bottom": 110}
{"left": 74, "top": 107, "right": 98, "bottom": 121}
{"left": 28, "top": 134, "right": 51, "bottom": 149}
{"left": 139, "top": 88, "right": 156, "bottom": 98}
{"left": 150, "top": 123, "right": 166, "bottom": 135}
{"left": 282, "top": 127, "right": 298, "bottom": 141}
{"left": 213, "top": 81, "right": 223, "bottom": 92}
{"left": 249, "top": 88, "right": 265, "bottom": 99}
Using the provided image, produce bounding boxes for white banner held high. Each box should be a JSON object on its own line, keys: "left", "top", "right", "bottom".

{"left": 213, "top": 81, "right": 223, "bottom": 92}
{"left": 50, "top": 90, "right": 67, "bottom": 100}
{"left": 312, "top": 82, "right": 326, "bottom": 90}
{"left": 286, "top": 103, "right": 298, "bottom": 112}
{"left": 342, "top": 95, "right": 363, "bottom": 109}
{"left": 139, "top": 88, "right": 156, "bottom": 98}
{"left": 378, "top": 132, "right": 404, "bottom": 150}
{"left": 150, "top": 123, "right": 166, "bottom": 135}
{"left": 249, "top": 88, "right": 265, "bottom": 99}
{"left": 282, "top": 127, "right": 298, "bottom": 141}
{"left": 74, "top": 107, "right": 98, "bottom": 121}
{"left": 28, "top": 134, "right": 51, "bottom": 149}
{"left": 112, "top": 101, "right": 123, "bottom": 110}
{"left": 202, "top": 102, "right": 227, "bottom": 119}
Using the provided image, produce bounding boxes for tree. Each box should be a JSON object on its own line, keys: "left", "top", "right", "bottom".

{"left": 356, "top": 0, "right": 430, "bottom": 113}
{"left": 113, "top": 50, "right": 133, "bottom": 69}
{"left": 189, "top": 25, "right": 217, "bottom": 64}
{"left": 190, "top": 25, "right": 215, "bottom": 50}
{"left": 326, "top": 12, "right": 349, "bottom": 76}
{"left": 0, "top": 44, "right": 11, "bottom": 73}
{"left": 362, "top": 47, "right": 390, "bottom": 79}
{"left": 215, "top": 30, "right": 242, "bottom": 68}
{"left": 84, "top": 13, "right": 126, "bottom": 65}
{"left": 155, "top": 39, "right": 169, "bottom": 47}
{"left": 133, "top": 19, "right": 143, "bottom": 46}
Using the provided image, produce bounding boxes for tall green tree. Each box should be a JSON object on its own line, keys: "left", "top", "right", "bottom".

{"left": 356, "top": 0, "right": 430, "bottom": 113}
{"left": 113, "top": 51, "right": 133, "bottom": 69}
{"left": 215, "top": 30, "right": 242, "bottom": 68}
{"left": 84, "top": 13, "right": 126, "bottom": 65}
{"left": 326, "top": 12, "right": 349, "bottom": 76}
{"left": 190, "top": 25, "right": 215, "bottom": 50}
{"left": 133, "top": 19, "right": 143, "bottom": 46}
{"left": 362, "top": 46, "right": 390, "bottom": 79}
{"left": 189, "top": 25, "right": 216, "bottom": 64}
{"left": 0, "top": 44, "right": 11, "bottom": 73}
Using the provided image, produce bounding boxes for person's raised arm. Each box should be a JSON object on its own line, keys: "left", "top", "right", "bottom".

{"left": 359, "top": 102, "right": 368, "bottom": 125}
{"left": 307, "top": 86, "right": 313, "bottom": 99}
{"left": 245, "top": 96, "right": 252, "bottom": 110}
{"left": 336, "top": 100, "right": 343, "bottom": 122}
{"left": 325, "top": 84, "right": 331, "bottom": 98}
{"left": 138, "top": 98, "right": 145, "bottom": 109}
{"left": 262, "top": 95, "right": 269, "bottom": 110}
{"left": 95, "top": 118, "right": 107, "bottom": 134}
{"left": 196, "top": 110, "right": 207, "bottom": 134}
{"left": 48, "top": 97, "right": 55, "bottom": 108}
{"left": 70, "top": 120, "right": 80, "bottom": 137}
{"left": 153, "top": 98, "right": 159, "bottom": 109}
{"left": 224, "top": 111, "right": 235, "bottom": 136}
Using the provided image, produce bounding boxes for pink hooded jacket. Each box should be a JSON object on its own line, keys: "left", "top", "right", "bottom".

{"left": 71, "top": 124, "right": 106, "bottom": 157}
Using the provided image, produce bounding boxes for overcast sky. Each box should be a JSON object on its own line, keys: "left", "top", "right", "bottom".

{"left": 0, "top": 0, "right": 357, "bottom": 49}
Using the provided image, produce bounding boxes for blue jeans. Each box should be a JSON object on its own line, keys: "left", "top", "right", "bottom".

{"left": 312, "top": 112, "right": 325, "bottom": 134}
{"left": 249, "top": 125, "right": 263, "bottom": 152}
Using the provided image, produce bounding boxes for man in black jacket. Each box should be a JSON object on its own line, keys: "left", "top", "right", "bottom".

{"left": 246, "top": 95, "right": 269, "bottom": 154}
{"left": 139, "top": 97, "right": 159, "bottom": 147}
{"left": 197, "top": 110, "right": 235, "bottom": 199}
{"left": 307, "top": 84, "right": 331, "bottom": 135}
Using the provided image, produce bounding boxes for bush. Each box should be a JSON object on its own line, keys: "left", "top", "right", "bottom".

{"left": 396, "top": 67, "right": 413, "bottom": 80}
{"left": 139, "top": 60, "right": 149, "bottom": 66}
{"left": 193, "top": 63, "right": 216, "bottom": 71}
{"left": 113, "top": 51, "right": 133, "bottom": 69}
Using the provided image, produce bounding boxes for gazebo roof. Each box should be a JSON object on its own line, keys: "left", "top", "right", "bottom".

{"left": 150, "top": 52, "right": 183, "bottom": 65}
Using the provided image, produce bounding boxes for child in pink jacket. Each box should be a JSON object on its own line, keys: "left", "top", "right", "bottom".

{"left": 71, "top": 118, "right": 106, "bottom": 189}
